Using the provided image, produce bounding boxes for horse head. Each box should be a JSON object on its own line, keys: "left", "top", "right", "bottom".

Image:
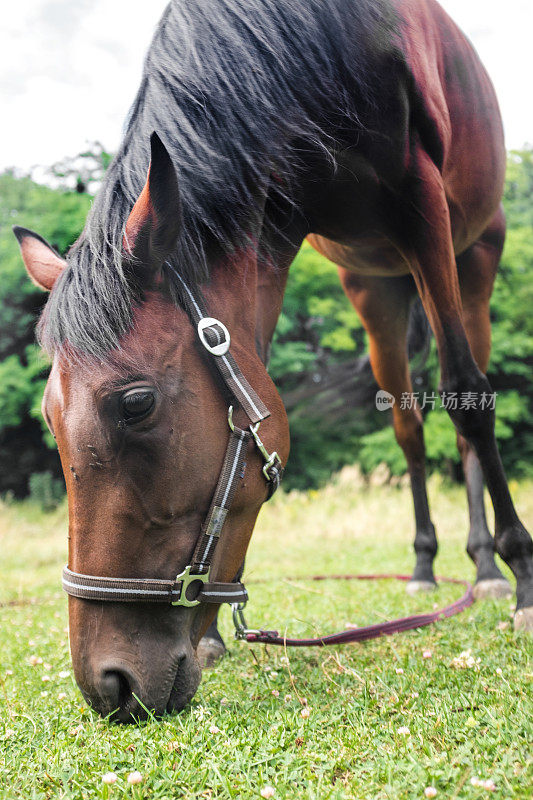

{"left": 15, "top": 133, "right": 289, "bottom": 721}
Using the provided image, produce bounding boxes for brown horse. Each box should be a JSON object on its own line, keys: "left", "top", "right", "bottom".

{"left": 14, "top": 0, "right": 532, "bottom": 721}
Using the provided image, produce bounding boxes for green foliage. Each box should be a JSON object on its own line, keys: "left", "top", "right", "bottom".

{"left": 282, "top": 412, "right": 367, "bottom": 490}
{"left": 0, "top": 170, "right": 90, "bottom": 496}
{"left": 504, "top": 149, "right": 533, "bottom": 227}
{"left": 48, "top": 140, "right": 113, "bottom": 193}
{"left": 269, "top": 242, "right": 364, "bottom": 384}
{"left": 359, "top": 424, "right": 409, "bottom": 476}
{"left": 28, "top": 471, "right": 65, "bottom": 511}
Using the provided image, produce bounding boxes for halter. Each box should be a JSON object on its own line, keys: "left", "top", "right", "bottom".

{"left": 61, "top": 270, "right": 476, "bottom": 647}
{"left": 62, "top": 268, "right": 283, "bottom": 609}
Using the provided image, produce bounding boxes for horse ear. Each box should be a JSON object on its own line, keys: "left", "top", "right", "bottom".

{"left": 12, "top": 226, "right": 66, "bottom": 291}
{"left": 123, "top": 132, "right": 181, "bottom": 268}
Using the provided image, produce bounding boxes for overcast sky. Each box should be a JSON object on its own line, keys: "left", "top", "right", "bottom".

{"left": 0, "top": 0, "right": 531, "bottom": 172}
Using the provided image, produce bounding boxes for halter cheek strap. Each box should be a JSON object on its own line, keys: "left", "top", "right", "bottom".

{"left": 61, "top": 270, "right": 283, "bottom": 607}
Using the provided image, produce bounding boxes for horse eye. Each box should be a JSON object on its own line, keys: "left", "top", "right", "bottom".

{"left": 121, "top": 389, "right": 155, "bottom": 422}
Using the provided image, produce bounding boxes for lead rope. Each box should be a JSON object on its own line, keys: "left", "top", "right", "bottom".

{"left": 232, "top": 575, "right": 474, "bottom": 646}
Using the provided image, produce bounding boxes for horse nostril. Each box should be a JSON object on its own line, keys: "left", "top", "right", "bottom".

{"left": 100, "top": 669, "right": 132, "bottom": 714}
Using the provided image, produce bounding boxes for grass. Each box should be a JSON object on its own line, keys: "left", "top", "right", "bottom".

{"left": 0, "top": 471, "right": 532, "bottom": 799}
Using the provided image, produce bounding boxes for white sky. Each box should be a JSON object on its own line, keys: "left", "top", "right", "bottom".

{"left": 0, "top": 0, "right": 531, "bottom": 172}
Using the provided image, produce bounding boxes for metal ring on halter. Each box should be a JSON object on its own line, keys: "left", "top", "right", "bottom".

{"left": 197, "top": 317, "right": 231, "bottom": 356}
{"left": 231, "top": 601, "right": 261, "bottom": 640}
{"left": 249, "top": 421, "right": 280, "bottom": 481}
{"left": 229, "top": 406, "right": 281, "bottom": 485}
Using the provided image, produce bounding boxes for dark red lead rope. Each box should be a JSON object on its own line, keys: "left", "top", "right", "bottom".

{"left": 242, "top": 574, "right": 474, "bottom": 646}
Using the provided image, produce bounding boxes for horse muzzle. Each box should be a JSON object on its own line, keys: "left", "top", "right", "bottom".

{"left": 69, "top": 599, "right": 202, "bottom": 722}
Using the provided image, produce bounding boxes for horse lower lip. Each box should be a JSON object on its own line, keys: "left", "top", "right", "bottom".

{"left": 166, "top": 675, "right": 187, "bottom": 714}
{"left": 166, "top": 655, "right": 201, "bottom": 714}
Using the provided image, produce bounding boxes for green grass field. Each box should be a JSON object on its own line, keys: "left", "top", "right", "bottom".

{"left": 1, "top": 472, "right": 532, "bottom": 799}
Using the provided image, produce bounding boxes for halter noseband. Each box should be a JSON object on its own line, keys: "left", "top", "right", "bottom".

{"left": 62, "top": 268, "right": 283, "bottom": 609}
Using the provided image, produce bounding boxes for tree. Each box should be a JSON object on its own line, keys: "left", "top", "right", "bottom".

{"left": 1, "top": 149, "right": 532, "bottom": 496}
{"left": 0, "top": 171, "right": 90, "bottom": 495}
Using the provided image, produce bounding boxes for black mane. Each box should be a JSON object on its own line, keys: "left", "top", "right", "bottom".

{"left": 40, "top": 0, "right": 392, "bottom": 357}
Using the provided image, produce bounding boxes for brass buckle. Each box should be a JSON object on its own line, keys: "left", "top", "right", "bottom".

{"left": 172, "top": 565, "right": 210, "bottom": 607}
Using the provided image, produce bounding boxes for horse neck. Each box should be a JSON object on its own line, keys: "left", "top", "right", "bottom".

{"left": 203, "top": 236, "right": 301, "bottom": 366}
{"left": 202, "top": 247, "right": 264, "bottom": 354}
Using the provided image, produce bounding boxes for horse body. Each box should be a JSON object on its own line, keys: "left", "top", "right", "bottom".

{"left": 307, "top": 0, "right": 505, "bottom": 272}
{"left": 14, "top": 0, "right": 532, "bottom": 721}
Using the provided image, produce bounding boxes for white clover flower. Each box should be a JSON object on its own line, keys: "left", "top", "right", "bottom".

{"left": 424, "top": 788, "right": 437, "bottom": 798}
{"left": 102, "top": 772, "right": 117, "bottom": 785}
{"left": 260, "top": 787, "right": 275, "bottom": 798}
{"left": 397, "top": 726, "right": 410, "bottom": 736}
{"left": 69, "top": 724, "right": 83, "bottom": 736}
{"left": 451, "top": 650, "right": 481, "bottom": 670}
{"left": 127, "top": 771, "right": 142, "bottom": 785}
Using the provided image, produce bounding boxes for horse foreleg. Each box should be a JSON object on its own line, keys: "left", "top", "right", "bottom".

{"left": 456, "top": 210, "right": 512, "bottom": 599}
{"left": 408, "top": 150, "right": 533, "bottom": 630}
{"left": 338, "top": 271, "right": 438, "bottom": 592}
{"left": 197, "top": 617, "right": 227, "bottom": 669}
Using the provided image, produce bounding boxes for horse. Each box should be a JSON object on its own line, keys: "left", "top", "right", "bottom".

{"left": 14, "top": 0, "right": 533, "bottom": 722}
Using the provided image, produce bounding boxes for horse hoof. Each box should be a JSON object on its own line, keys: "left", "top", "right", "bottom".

{"left": 197, "top": 637, "right": 226, "bottom": 669}
{"left": 473, "top": 578, "right": 512, "bottom": 601}
{"left": 406, "top": 580, "right": 437, "bottom": 596}
{"left": 514, "top": 606, "right": 533, "bottom": 633}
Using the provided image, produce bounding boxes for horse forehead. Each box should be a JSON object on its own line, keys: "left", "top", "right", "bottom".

{"left": 45, "top": 294, "right": 193, "bottom": 418}
{"left": 52, "top": 356, "right": 100, "bottom": 400}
